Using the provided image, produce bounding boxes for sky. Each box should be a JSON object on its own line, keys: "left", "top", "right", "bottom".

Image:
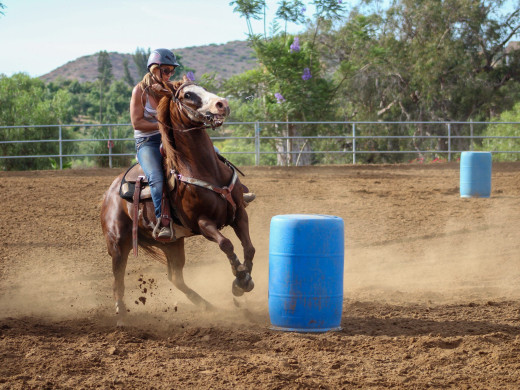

{"left": 0, "top": 0, "right": 308, "bottom": 78}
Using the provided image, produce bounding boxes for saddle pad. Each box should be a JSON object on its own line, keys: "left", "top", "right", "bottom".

{"left": 120, "top": 180, "right": 151, "bottom": 201}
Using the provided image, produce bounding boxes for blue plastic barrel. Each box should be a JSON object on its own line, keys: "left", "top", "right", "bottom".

{"left": 268, "top": 214, "right": 344, "bottom": 332}
{"left": 460, "top": 152, "right": 492, "bottom": 198}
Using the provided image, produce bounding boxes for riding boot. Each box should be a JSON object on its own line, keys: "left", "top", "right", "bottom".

{"left": 242, "top": 183, "right": 256, "bottom": 204}
{"left": 243, "top": 192, "right": 256, "bottom": 203}
{"left": 154, "top": 185, "right": 175, "bottom": 241}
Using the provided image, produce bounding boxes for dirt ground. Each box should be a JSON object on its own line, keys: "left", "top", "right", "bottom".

{"left": 1, "top": 163, "right": 520, "bottom": 389}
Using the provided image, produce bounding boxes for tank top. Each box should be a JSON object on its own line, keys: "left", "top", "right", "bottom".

{"left": 134, "top": 95, "right": 161, "bottom": 138}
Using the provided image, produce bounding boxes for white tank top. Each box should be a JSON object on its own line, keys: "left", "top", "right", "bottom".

{"left": 134, "top": 95, "right": 161, "bottom": 138}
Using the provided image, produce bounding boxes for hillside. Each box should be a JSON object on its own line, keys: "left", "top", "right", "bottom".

{"left": 39, "top": 40, "right": 257, "bottom": 84}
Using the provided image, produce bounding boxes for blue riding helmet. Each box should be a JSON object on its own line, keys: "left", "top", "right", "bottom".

{"left": 147, "top": 48, "right": 180, "bottom": 69}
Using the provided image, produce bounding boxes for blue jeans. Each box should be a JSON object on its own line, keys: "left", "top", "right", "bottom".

{"left": 135, "top": 134, "right": 164, "bottom": 220}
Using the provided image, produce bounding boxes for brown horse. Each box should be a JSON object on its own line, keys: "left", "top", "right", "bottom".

{"left": 100, "top": 76, "right": 255, "bottom": 317}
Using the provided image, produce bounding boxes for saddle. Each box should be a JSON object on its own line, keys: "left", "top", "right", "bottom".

{"left": 119, "top": 163, "right": 179, "bottom": 256}
{"left": 119, "top": 163, "right": 176, "bottom": 201}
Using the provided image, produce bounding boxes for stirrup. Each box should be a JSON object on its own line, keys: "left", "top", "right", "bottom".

{"left": 152, "top": 218, "right": 175, "bottom": 241}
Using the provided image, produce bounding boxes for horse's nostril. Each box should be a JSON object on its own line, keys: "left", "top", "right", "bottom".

{"left": 216, "top": 102, "right": 223, "bottom": 109}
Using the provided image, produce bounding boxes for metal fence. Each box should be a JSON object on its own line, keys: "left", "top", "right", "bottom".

{"left": 1, "top": 121, "right": 520, "bottom": 169}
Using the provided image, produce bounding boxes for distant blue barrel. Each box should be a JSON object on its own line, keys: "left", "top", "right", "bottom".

{"left": 460, "top": 152, "right": 492, "bottom": 198}
{"left": 269, "top": 214, "right": 344, "bottom": 332}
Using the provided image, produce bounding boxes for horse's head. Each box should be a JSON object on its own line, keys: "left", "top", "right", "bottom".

{"left": 155, "top": 76, "right": 231, "bottom": 170}
{"left": 169, "top": 75, "right": 230, "bottom": 129}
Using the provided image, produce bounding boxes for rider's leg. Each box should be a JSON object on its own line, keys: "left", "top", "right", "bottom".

{"left": 136, "top": 134, "right": 171, "bottom": 238}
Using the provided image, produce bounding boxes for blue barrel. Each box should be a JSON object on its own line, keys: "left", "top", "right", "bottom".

{"left": 460, "top": 152, "right": 492, "bottom": 198}
{"left": 269, "top": 214, "right": 344, "bottom": 332}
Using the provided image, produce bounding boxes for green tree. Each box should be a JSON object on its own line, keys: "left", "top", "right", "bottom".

{"left": 122, "top": 58, "right": 134, "bottom": 87}
{"left": 319, "top": 0, "right": 520, "bottom": 161}
{"left": 133, "top": 47, "right": 150, "bottom": 79}
{"left": 229, "top": 0, "right": 345, "bottom": 165}
{"left": 229, "top": 0, "right": 266, "bottom": 36}
{"left": 0, "top": 74, "right": 76, "bottom": 170}
{"left": 276, "top": 0, "right": 306, "bottom": 38}
{"left": 97, "top": 50, "right": 113, "bottom": 123}
{"left": 481, "top": 103, "right": 520, "bottom": 161}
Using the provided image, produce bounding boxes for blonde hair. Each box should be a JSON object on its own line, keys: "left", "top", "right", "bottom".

{"left": 138, "top": 64, "right": 161, "bottom": 100}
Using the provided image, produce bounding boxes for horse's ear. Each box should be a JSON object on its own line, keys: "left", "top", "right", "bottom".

{"left": 182, "top": 74, "right": 189, "bottom": 83}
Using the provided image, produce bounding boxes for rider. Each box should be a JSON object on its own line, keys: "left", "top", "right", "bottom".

{"left": 130, "top": 48, "right": 255, "bottom": 240}
{"left": 130, "top": 48, "right": 178, "bottom": 239}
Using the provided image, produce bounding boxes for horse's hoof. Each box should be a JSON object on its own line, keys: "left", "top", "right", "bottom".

{"left": 115, "top": 301, "right": 127, "bottom": 316}
{"left": 238, "top": 278, "right": 254, "bottom": 293}
{"left": 232, "top": 279, "right": 245, "bottom": 297}
{"left": 232, "top": 274, "right": 254, "bottom": 296}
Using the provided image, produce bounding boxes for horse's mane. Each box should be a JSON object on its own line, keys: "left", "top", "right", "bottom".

{"left": 157, "top": 80, "right": 185, "bottom": 173}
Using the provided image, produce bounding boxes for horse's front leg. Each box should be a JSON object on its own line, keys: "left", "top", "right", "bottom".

{"left": 231, "top": 205, "right": 255, "bottom": 276}
{"left": 198, "top": 217, "right": 254, "bottom": 296}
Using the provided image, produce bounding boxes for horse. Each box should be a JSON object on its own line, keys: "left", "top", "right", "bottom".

{"left": 100, "top": 75, "right": 255, "bottom": 317}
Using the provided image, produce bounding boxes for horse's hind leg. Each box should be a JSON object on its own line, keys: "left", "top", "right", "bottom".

{"left": 108, "top": 234, "right": 131, "bottom": 319}
{"left": 101, "top": 176, "right": 133, "bottom": 324}
{"left": 162, "top": 238, "right": 213, "bottom": 310}
{"left": 198, "top": 217, "right": 254, "bottom": 296}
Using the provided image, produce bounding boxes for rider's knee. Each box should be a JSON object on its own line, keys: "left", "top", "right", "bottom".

{"left": 147, "top": 169, "right": 164, "bottom": 187}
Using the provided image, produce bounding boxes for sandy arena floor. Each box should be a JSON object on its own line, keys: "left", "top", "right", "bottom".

{"left": 0, "top": 163, "right": 520, "bottom": 389}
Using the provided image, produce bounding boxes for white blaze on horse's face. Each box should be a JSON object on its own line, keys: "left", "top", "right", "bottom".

{"left": 182, "top": 84, "right": 230, "bottom": 121}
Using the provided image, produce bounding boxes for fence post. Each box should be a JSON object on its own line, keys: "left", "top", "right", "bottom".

{"left": 108, "top": 126, "right": 113, "bottom": 169}
{"left": 352, "top": 123, "right": 356, "bottom": 164}
{"left": 59, "top": 125, "right": 63, "bottom": 170}
{"left": 255, "top": 122, "right": 260, "bottom": 166}
{"left": 447, "top": 123, "right": 451, "bottom": 162}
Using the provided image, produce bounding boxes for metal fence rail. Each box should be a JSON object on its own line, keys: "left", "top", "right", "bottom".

{"left": 1, "top": 121, "right": 519, "bottom": 169}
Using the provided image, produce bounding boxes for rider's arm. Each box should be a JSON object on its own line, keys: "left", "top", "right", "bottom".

{"left": 130, "top": 86, "right": 160, "bottom": 132}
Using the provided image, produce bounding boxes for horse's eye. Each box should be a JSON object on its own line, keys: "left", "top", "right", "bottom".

{"left": 184, "top": 92, "right": 192, "bottom": 99}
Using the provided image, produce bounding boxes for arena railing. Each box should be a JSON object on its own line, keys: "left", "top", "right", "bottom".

{"left": 0, "top": 121, "right": 519, "bottom": 169}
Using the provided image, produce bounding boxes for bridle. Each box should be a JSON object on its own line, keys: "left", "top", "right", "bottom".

{"left": 173, "top": 81, "right": 216, "bottom": 126}
{"left": 146, "top": 74, "right": 223, "bottom": 132}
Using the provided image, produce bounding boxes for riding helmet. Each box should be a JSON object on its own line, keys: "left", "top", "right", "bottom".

{"left": 147, "top": 48, "right": 180, "bottom": 69}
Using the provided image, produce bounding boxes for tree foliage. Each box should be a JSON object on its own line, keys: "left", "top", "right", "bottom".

{"left": 133, "top": 47, "right": 151, "bottom": 79}
{"left": 481, "top": 102, "right": 520, "bottom": 161}
{"left": 229, "top": 0, "right": 266, "bottom": 35}
{"left": 0, "top": 74, "right": 76, "bottom": 170}
{"left": 325, "top": 0, "right": 520, "bottom": 122}
{"left": 97, "top": 51, "right": 113, "bottom": 123}
{"left": 227, "top": 0, "right": 520, "bottom": 164}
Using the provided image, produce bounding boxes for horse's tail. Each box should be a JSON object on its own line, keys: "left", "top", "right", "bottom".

{"left": 136, "top": 236, "right": 167, "bottom": 264}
